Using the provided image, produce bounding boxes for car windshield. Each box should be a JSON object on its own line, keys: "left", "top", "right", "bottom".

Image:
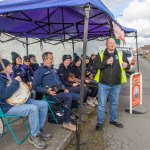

{"left": 122, "top": 51, "right": 132, "bottom": 58}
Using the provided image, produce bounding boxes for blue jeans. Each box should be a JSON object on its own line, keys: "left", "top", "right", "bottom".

{"left": 97, "top": 83, "right": 121, "bottom": 124}
{"left": 5, "top": 99, "right": 48, "bottom": 137}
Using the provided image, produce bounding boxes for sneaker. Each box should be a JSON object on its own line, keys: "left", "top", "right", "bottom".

{"left": 92, "top": 97, "right": 98, "bottom": 105}
{"left": 96, "top": 123, "right": 103, "bottom": 131}
{"left": 62, "top": 122, "right": 76, "bottom": 131}
{"left": 28, "top": 135, "right": 47, "bottom": 149}
{"left": 86, "top": 98, "right": 95, "bottom": 107}
{"left": 40, "top": 129, "right": 53, "bottom": 141}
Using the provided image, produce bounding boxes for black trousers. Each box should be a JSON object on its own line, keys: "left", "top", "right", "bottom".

{"left": 67, "top": 86, "right": 89, "bottom": 103}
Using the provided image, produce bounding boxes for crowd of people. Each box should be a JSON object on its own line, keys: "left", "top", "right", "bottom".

{"left": 0, "top": 38, "right": 130, "bottom": 149}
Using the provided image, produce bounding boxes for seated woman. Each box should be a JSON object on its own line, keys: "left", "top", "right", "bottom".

{"left": 22, "top": 56, "right": 34, "bottom": 89}
{"left": 58, "top": 55, "right": 89, "bottom": 106}
{"left": 0, "top": 58, "right": 51, "bottom": 149}
{"left": 71, "top": 54, "right": 98, "bottom": 106}
{"left": 85, "top": 55, "right": 98, "bottom": 105}
{"left": 11, "top": 52, "right": 25, "bottom": 82}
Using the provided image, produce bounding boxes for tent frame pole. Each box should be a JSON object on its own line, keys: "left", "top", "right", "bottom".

{"left": 76, "top": 4, "right": 90, "bottom": 150}
{"left": 135, "top": 32, "right": 139, "bottom": 72}
{"left": 26, "top": 37, "right": 29, "bottom": 56}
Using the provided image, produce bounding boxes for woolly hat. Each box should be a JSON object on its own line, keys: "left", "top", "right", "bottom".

{"left": 72, "top": 54, "right": 81, "bottom": 64}
{"left": 28, "top": 54, "right": 35, "bottom": 60}
{"left": 11, "top": 52, "right": 21, "bottom": 62}
{"left": 62, "top": 55, "right": 72, "bottom": 62}
{"left": 0, "top": 59, "right": 11, "bottom": 72}
{"left": 23, "top": 56, "right": 30, "bottom": 61}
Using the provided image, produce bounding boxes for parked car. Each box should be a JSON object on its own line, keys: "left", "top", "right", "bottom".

{"left": 120, "top": 50, "right": 136, "bottom": 75}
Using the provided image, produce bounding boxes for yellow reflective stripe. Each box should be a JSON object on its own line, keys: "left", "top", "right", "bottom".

{"left": 94, "top": 51, "right": 104, "bottom": 82}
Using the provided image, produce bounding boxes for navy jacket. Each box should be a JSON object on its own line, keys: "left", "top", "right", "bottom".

{"left": 58, "top": 63, "right": 73, "bottom": 87}
{"left": 33, "top": 66, "right": 63, "bottom": 94}
{"left": 12, "top": 65, "right": 26, "bottom": 82}
{"left": 22, "top": 64, "right": 34, "bottom": 82}
{"left": 0, "top": 74, "right": 19, "bottom": 113}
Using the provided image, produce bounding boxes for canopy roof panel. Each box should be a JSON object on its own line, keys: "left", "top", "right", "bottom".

{"left": 0, "top": 0, "right": 136, "bottom": 41}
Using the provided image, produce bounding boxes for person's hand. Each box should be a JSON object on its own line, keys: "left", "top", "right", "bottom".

{"left": 107, "top": 57, "right": 113, "bottom": 65}
{"left": 26, "top": 82, "right": 32, "bottom": 90}
{"left": 85, "top": 79, "right": 90, "bottom": 84}
{"left": 64, "top": 89, "right": 69, "bottom": 93}
{"left": 47, "top": 88, "right": 57, "bottom": 96}
{"left": 15, "top": 76, "right": 22, "bottom": 83}
{"left": 122, "top": 62, "right": 128, "bottom": 69}
{"left": 73, "top": 83, "right": 79, "bottom": 87}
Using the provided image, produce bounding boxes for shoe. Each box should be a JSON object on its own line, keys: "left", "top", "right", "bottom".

{"left": 92, "top": 97, "right": 98, "bottom": 105}
{"left": 40, "top": 129, "right": 53, "bottom": 141}
{"left": 110, "top": 121, "right": 124, "bottom": 128}
{"left": 96, "top": 123, "right": 103, "bottom": 131}
{"left": 28, "top": 135, "right": 47, "bottom": 149}
{"left": 86, "top": 98, "right": 95, "bottom": 107}
{"left": 62, "top": 122, "right": 76, "bottom": 131}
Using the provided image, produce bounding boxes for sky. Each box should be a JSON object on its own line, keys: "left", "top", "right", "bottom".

{"left": 102, "top": 0, "right": 150, "bottom": 48}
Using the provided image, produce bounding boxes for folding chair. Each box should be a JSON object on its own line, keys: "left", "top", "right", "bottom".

{"left": 42, "top": 95, "right": 63, "bottom": 124}
{"left": 0, "top": 107, "right": 30, "bottom": 144}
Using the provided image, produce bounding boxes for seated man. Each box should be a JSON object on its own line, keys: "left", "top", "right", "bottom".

{"left": 0, "top": 59, "right": 51, "bottom": 149}
{"left": 33, "top": 52, "right": 80, "bottom": 132}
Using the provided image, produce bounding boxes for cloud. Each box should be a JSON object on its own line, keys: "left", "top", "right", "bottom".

{"left": 116, "top": 0, "right": 150, "bottom": 47}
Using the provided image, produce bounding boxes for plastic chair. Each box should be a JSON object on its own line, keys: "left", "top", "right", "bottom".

{"left": 42, "top": 95, "right": 63, "bottom": 124}
{"left": 0, "top": 107, "right": 30, "bottom": 144}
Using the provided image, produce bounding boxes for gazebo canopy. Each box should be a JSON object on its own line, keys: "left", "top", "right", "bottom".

{"left": 0, "top": 0, "right": 136, "bottom": 42}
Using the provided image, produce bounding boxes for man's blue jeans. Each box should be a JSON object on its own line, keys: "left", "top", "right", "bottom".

{"left": 5, "top": 99, "right": 48, "bottom": 137}
{"left": 97, "top": 83, "right": 121, "bottom": 124}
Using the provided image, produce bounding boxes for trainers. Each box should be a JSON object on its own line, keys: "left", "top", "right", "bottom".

{"left": 28, "top": 135, "right": 47, "bottom": 149}
{"left": 62, "top": 122, "right": 76, "bottom": 131}
{"left": 40, "top": 129, "right": 53, "bottom": 141}
{"left": 96, "top": 123, "right": 103, "bottom": 131}
{"left": 92, "top": 97, "right": 98, "bottom": 105}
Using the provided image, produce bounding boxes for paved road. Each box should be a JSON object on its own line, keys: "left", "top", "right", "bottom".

{"left": 103, "top": 57, "right": 150, "bottom": 150}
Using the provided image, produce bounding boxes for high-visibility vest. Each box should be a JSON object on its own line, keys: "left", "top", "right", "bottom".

{"left": 94, "top": 50, "right": 127, "bottom": 84}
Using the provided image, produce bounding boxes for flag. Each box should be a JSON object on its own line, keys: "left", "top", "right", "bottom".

{"left": 112, "top": 21, "right": 126, "bottom": 45}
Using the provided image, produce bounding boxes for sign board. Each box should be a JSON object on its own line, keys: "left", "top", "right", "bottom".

{"left": 130, "top": 72, "right": 142, "bottom": 114}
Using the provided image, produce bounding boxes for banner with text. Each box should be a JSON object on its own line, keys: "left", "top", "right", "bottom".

{"left": 130, "top": 72, "right": 142, "bottom": 114}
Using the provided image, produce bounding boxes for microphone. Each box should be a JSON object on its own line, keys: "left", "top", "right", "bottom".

{"left": 109, "top": 53, "right": 114, "bottom": 66}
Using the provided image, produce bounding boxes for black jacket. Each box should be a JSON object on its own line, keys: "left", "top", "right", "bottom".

{"left": 58, "top": 63, "right": 72, "bottom": 87}
{"left": 94, "top": 49, "right": 130, "bottom": 85}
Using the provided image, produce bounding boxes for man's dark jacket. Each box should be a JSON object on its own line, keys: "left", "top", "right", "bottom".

{"left": 94, "top": 49, "right": 130, "bottom": 85}
{"left": 32, "top": 65, "right": 63, "bottom": 94}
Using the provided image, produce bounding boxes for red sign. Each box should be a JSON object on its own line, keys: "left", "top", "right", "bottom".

{"left": 130, "top": 73, "right": 142, "bottom": 115}
{"left": 131, "top": 73, "right": 141, "bottom": 107}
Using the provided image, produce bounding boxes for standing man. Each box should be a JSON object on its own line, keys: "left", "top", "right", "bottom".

{"left": 94, "top": 38, "right": 130, "bottom": 130}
